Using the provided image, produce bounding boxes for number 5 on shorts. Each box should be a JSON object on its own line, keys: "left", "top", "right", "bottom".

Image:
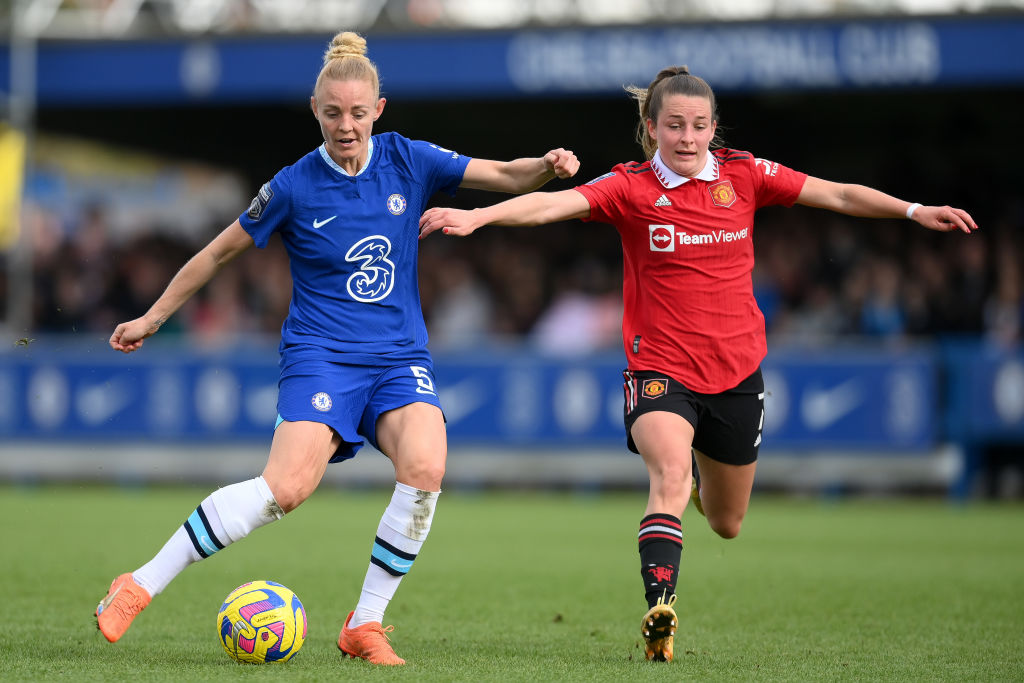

{"left": 410, "top": 366, "right": 436, "bottom": 396}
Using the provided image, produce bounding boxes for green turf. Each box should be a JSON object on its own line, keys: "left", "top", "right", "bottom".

{"left": 1, "top": 484, "right": 1022, "bottom": 681}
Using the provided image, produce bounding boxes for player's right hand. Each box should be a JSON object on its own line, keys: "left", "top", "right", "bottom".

{"left": 109, "top": 316, "right": 161, "bottom": 353}
{"left": 544, "top": 148, "right": 580, "bottom": 179}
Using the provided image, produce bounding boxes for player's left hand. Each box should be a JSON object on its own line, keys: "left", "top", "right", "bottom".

{"left": 913, "top": 205, "right": 978, "bottom": 234}
{"left": 419, "top": 207, "right": 480, "bottom": 239}
{"left": 544, "top": 148, "right": 580, "bottom": 179}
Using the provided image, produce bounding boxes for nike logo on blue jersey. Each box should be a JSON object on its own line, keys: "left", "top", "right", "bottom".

{"left": 313, "top": 215, "right": 337, "bottom": 229}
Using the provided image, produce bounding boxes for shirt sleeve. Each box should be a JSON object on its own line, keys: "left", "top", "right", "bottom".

{"left": 238, "top": 168, "right": 292, "bottom": 249}
{"left": 573, "top": 167, "right": 628, "bottom": 225}
{"left": 750, "top": 157, "right": 808, "bottom": 209}
{"left": 409, "top": 138, "right": 473, "bottom": 197}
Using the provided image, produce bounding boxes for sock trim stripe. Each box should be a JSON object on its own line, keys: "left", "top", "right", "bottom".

{"left": 370, "top": 556, "right": 407, "bottom": 577}
{"left": 374, "top": 536, "right": 417, "bottom": 561}
{"left": 183, "top": 521, "right": 207, "bottom": 559}
{"left": 195, "top": 504, "right": 225, "bottom": 550}
{"left": 370, "top": 540, "right": 416, "bottom": 577}
{"left": 640, "top": 515, "right": 681, "bottom": 530}
{"left": 638, "top": 524, "right": 683, "bottom": 538}
{"left": 184, "top": 508, "right": 223, "bottom": 559}
{"left": 639, "top": 532, "right": 684, "bottom": 546}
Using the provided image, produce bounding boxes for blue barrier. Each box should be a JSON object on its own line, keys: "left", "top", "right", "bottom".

{"left": 941, "top": 341, "right": 1024, "bottom": 443}
{"left": 1, "top": 16, "right": 1022, "bottom": 104}
{"left": 2, "top": 339, "right": 1018, "bottom": 451}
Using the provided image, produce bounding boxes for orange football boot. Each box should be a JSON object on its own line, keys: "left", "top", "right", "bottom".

{"left": 337, "top": 611, "right": 405, "bottom": 665}
{"left": 95, "top": 573, "right": 152, "bottom": 643}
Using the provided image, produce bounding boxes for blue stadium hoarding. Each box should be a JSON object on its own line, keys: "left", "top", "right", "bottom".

{"left": 0, "top": 342, "right": 954, "bottom": 450}
{"left": 942, "top": 342, "right": 1024, "bottom": 443}
{"left": 1, "top": 16, "right": 1022, "bottom": 105}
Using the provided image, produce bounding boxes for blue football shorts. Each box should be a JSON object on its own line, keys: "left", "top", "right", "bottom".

{"left": 276, "top": 357, "right": 442, "bottom": 463}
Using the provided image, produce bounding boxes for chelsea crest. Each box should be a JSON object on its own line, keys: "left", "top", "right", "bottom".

{"left": 387, "top": 193, "right": 407, "bottom": 215}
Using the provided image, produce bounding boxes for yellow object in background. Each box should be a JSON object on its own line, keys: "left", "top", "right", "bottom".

{"left": 0, "top": 124, "right": 27, "bottom": 251}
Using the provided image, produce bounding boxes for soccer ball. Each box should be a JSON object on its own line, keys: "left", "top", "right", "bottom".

{"left": 216, "top": 580, "right": 307, "bottom": 664}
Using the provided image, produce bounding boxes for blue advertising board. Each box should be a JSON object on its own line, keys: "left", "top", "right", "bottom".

{"left": 0, "top": 342, "right": 966, "bottom": 451}
{"left": 942, "top": 342, "right": 1024, "bottom": 442}
{"left": 1, "top": 16, "right": 1022, "bottom": 105}
{"left": 0, "top": 347, "right": 279, "bottom": 442}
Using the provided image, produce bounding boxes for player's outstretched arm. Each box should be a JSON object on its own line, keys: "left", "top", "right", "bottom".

{"left": 796, "top": 176, "right": 977, "bottom": 234}
{"left": 419, "top": 189, "right": 590, "bottom": 239}
{"left": 459, "top": 149, "right": 580, "bottom": 194}
{"left": 109, "top": 221, "right": 254, "bottom": 354}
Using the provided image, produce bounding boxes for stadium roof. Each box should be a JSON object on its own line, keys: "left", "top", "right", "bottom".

{"left": 5, "top": 0, "right": 1024, "bottom": 38}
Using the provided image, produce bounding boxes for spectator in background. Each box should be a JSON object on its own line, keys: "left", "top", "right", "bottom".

{"left": 985, "top": 234, "right": 1023, "bottom": 346}
{"left": 530, "top": 257, "right": 621, "bottom": 355}
{"left": 97, "top": 29, "right": 578, "bottom": 666}
{"left": 419, "top": 64, "right": 977, "bottom": 663}
{"left": 425, "top": 257, "right": 493, "bottom": 349}
{"left": 859, "top": 257, "right": 906, "bottom": 339}
{"left": 22, "top": 195, "right": 1016, "bottom": 347}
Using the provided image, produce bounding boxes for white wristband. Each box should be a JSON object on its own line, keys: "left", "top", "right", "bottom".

{"left": 905, "top": 203, "right": 922, "bottom": 219}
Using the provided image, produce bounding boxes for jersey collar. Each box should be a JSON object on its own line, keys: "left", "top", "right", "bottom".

{"left": 650, "top": 149, "right": 718, "bottom": 188}
{"left": 318, "top": 138, "right": 375, "bottom": 177}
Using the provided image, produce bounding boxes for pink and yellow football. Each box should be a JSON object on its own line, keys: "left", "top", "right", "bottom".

{"left": 216, "top": 580, "right": 306, "bottom": 664}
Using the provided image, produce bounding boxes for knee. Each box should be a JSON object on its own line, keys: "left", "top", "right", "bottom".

{"left": 650, "top": 462, "right": 692, "bottom": 499}
{"left": 707, "top": 512, "right": 744, "bottom": 539}
{"left": 396, "top": 457, "right": 445, "bottom": 491}
{"left": 263, "top": 475, "right": 315, "bottom": 514}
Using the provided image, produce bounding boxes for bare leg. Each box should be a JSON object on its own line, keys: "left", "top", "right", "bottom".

{"left": 692, "top": 448, "right": 756, "bottom": 539}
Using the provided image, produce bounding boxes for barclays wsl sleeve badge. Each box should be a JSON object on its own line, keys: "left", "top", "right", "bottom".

{"left": 386, "top": 193, "right": 407, "bottom": 216}
{"left": 247, "top": 182, "right": 274, "bottom": 220}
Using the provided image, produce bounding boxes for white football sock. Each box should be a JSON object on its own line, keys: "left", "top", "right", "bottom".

{"left": 133, "top": 476, "right": 283, "bottom": 597}
{"left": 349, "top": 482, "right": 439, "bottom": 627}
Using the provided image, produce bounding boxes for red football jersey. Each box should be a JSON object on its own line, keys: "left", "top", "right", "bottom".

{"left": 574, "top": 148, "right": 807, "bottom": 393}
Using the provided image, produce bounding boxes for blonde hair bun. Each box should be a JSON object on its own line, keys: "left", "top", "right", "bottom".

{"left": 323, "top": 31, "right": 367, "bottom": 65}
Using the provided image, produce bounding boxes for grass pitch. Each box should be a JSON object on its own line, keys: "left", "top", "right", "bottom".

{"left": 2, "top": 484, "right": 1022, "bottom": 681}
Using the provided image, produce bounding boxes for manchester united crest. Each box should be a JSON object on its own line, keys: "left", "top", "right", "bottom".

{"left": 642, "top": 379, "right": 668, "bottom": 399}
{"left": 708, "top": 180, "right": 737, "bottom": 208}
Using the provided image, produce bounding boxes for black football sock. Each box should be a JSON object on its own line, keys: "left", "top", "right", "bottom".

{"left": 638, "top": 513, "right": 682, "bottom": 608}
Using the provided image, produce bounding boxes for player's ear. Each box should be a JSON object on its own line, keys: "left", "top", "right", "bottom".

{"left": 374, "top": 97, "right": 386, "bottom": 120}
{"left": 310, "top": 96, "right": 318, "bottom": 118}
{"left": 646, "top": 117, "right": 657, "bottom": 142}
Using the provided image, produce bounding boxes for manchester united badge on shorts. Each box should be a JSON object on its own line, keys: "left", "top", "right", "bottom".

{"left": 642, "top": 378, "right": 668, "bottom": 399}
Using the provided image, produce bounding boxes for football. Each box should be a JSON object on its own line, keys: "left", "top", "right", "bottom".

{"left": 216, "top": 580, "right": 307, "bottom": 664}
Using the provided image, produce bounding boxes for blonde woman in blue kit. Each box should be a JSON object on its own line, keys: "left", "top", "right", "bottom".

{"left": 98, "top": 29, "right": 579, "bottom": 666}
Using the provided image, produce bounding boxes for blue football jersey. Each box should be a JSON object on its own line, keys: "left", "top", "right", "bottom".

{"left": 239, "top": 132, "right": 471, "bottom": 363}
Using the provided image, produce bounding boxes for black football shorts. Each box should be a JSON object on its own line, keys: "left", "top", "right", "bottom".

{"left": 622, "top": 368, "right": 764, "bottom": 465}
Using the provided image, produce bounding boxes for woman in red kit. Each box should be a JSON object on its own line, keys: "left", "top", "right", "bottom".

{"left": 419, "top": 65, "right": 976, "bottom": 663}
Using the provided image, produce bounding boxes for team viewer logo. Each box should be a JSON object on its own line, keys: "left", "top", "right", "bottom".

{"left": 386, "top": 194, "right": 407, "bottom": 215}
{"left": 642, "top": 379, "right": 668, "bottom": 399}
{"left": 311, "top": 392, "right": 332, "bottom": 412}
{"left": 708, "top": 180, "right": 736, "bottom": 208}
{"left": 649, "top": 225, "right": 674, "bottom": 252}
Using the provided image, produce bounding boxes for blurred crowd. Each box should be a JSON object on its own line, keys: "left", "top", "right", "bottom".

{"left": 11, "top": 197, "right": 1023, "bottom": 353}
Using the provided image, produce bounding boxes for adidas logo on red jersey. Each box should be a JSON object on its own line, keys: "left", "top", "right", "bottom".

{"left": 654, "top": 194, "right": 672, "bottom": 207}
